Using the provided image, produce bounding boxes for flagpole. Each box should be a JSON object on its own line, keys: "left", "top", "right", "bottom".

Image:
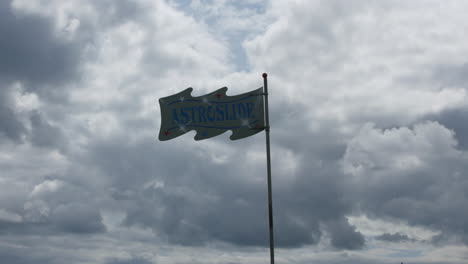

{"left": 263, "top": 73, "right": 275, "bottom": 264}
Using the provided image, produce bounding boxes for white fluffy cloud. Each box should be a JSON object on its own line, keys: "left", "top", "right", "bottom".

{"left": 246, "top": 0, "right": 468, "bottom": 128}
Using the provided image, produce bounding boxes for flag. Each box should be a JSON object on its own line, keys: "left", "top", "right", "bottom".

{"left": 158, "top": 87, "right": 264, "bottom": 141}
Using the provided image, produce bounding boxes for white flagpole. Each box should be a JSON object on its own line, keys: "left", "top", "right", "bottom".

{"left": 262, "top": 73, "right": 275, "bottom": 264}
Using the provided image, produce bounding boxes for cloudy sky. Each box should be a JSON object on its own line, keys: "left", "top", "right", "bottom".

{"left": 1, "top": 0, "right": 468, "bottom": 263}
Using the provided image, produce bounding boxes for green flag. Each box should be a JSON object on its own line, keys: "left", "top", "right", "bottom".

{"left": 159, "top": 87, "right": 264, "bottom": 141}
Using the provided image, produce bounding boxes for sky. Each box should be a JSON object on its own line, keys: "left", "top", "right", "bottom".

{"left": 1, "top": 0, "right": 468, "bottom": 263}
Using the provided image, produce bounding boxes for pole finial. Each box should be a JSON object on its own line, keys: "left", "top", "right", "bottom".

{"left": 262, "top": 73, "right": 268, "bottom": 78}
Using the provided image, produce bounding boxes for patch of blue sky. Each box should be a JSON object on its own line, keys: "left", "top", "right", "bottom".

{"left": 169, "top": 0, "right": 269, "bottom": 72}
{"left": 229, "top": 0, "right": 267, "bottom": 13}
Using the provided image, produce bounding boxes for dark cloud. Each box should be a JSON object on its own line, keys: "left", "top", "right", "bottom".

{"left": 272, "top": 157, "right": 363, "bottom": 249}
{"left": 0, "top": 177, "right": 106, "bottom": 237}
{"left": 326, "top": 218, "right": 365, "bottom": 250}
{"left": 0, "top": 248, "right": 56, "bottom": 264}
{"left": 0, "top": 81, "right": 25, "bottom": 142}
{"left": 89, "top": 114, "right": 365, "bottom": 249}
{"left": 427, "top": 108, "right": 468, "bottom": 150}
{"left": 0, "top": 205, "right": 105, "bottom": 235}
{"left": 106, "top": 257, "right": 153, "bottom": 264}
{"left": 0, "top": 0, "right": 81, "bottom": 144}
{"left": 0, "top": 103, "right": 25, "bottom": 142}
{"left": 424, "top": 61, "right": 468, "bottom": 150}
{"left": 375, "top": 232, "right": 415, "bottom": 243}
{"left": 51, "top": 203, "right": 106, "bottom": 234}
{"left": 0, "top": 1, "right": 81, "bottom": 87}
{"left": 30, "top": 111, "right": 64, "bottom": 149}
{"left": 94, "top": 135, "right": 271, "bottom": 247}
{"left": 343, "top": 122, "right": 468, "bottom": 246}
{"left": 432, "top": 63, "right": 468, "bottom": 88}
